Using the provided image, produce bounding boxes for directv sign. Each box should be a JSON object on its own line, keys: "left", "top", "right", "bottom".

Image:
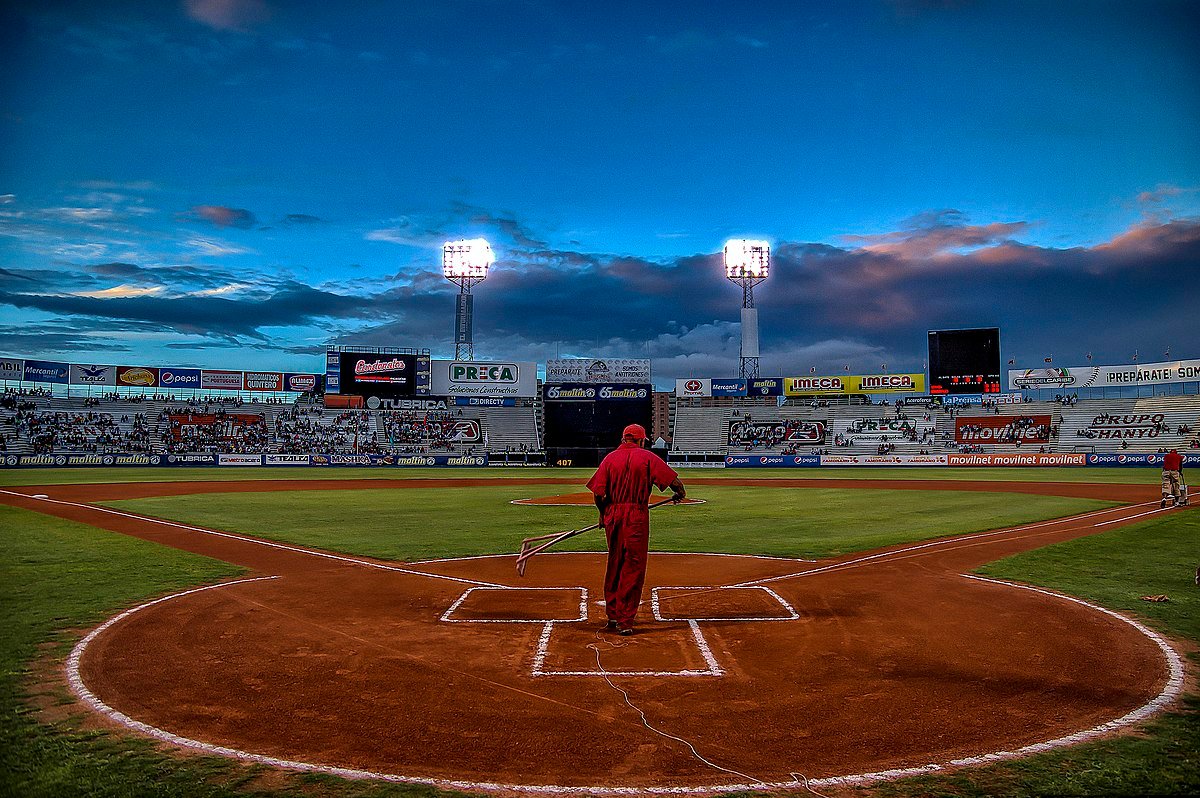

{"left": 431, "top": 360, "right": 536, "bottom": 397}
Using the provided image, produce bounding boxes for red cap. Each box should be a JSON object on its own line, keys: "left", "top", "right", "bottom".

{"left": 622, "top": 423, "right": 647, "bottom": 440}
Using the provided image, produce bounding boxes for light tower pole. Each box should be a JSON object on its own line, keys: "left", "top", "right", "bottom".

{"left": 442, "top": 238, "right": 495, "bottom": 361}
{"left": 723, "top": 239, "right": 770, "bottom": 380}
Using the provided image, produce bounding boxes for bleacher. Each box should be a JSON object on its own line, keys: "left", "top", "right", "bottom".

{"left": 669, "top": 407, "right": 731, "bottom": 464}
{"left": 1056, "top": 396, "right": 1200, "bottom": 453}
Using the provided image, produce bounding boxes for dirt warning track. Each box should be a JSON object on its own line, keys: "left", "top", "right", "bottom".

{"left": 0, "top": 478, "right": 1187, "bottom": 793}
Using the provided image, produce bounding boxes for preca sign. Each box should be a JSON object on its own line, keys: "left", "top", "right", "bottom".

{"left": 431, "top": 360, "right": 536, "bottom": 396}
{"left": 955, "top": 415, "right": 1052, "bottom": 445}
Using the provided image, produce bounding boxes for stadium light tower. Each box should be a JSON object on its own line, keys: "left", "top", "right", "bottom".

{"left": 724, "top": 239, "right": 770, "bottom": 379}
{"left": 442, "top": 238, "right": 495, "bottom": 361}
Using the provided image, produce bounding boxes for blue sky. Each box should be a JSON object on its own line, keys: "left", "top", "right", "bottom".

{"left": 1, "top": 0, "right": 1197, "bottom": 385}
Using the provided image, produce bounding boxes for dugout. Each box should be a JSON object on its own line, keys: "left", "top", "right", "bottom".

{"left": 542, "top": 383, "right": 652, "bottom": 467}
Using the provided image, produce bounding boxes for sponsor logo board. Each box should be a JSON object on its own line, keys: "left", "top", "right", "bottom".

{"left": 784, "top": 373, "right": 926, "bottom": 396}
{"left": 747, "top": 377, "right": 783, "bottom": 396}
{"left": 955, "top": 415, "right": 1052, "bottom": 444}
{"left": 159, "top": 367, "right": 201, "bottom": 389}
{"left": 455, "top": 396, "right": 515, "bottom": 406}
{"left": 201, "top": 370, "right": 243, "bottom": 390}
{"left": 1076, "top": 412, "right": 1181, "bottom": 441}
{"left": 431, "top": 360, "right": 536, "bottom": 396}
{"left": 243, "top": 371, "right": 283, "bottom": 391}
{"left": 285, "top": 373, "right": 319, "bottom": 392}
{"left": 833, "top": 416, "right": 936, "bottom": 442}
{"left": 545, "top": 358, "right": 651, "bottom": 384}
{"left": 729, "top": 420, "right": 825, "bottom": 446}
{"left": 947, "top": 453, "right": 1087, "bottom": 467}
{"left": 1008, "top": 358, "right": 1200, "bottom": 390}
{"left": 23, "top": 359, "right": 70, "bottom": 384}
{"left": 819, "top": 454, "right": 949, "bottom": 466}
{"left": 0, "top": 358, "right": 24, "bottom": 381}
{"left": 69, "top": 364, "right": 116, "bottom": 386}
{"left": 162, "top": 454, "right": 218, "bottom": 465}
{"left": 218, "top": 454, "right": 263, "bottom": 466}
{"left": 1087, "top": 453, "right": 1198, "bottom": 467}
{"left": 724, "top": 454, "right": 821, "bottom": 467}
{"left": 117, "top": 365, "right": 159, "bottom": 387}
{"left": 365, "top": 397, "right": 448, "bottom": 411}
{"left": 711, "top": 379, "right": 747, "bottom": 397}
{"left": 544, "top": 383, "right": 649, "bottom": 401}
{"left": 675, "top": 378, "right": 710, "bottom": 398}
{"left": 265, "top": 455, "right": 311, "bottom": 465}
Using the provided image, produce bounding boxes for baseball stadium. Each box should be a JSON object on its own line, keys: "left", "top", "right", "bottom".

{"left": 3, "top": 3, "right": 1199, "bottom": 797}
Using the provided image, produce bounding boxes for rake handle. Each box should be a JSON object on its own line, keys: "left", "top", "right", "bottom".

{"left": 515, "top": 497, "right": 678, "bottom": 576}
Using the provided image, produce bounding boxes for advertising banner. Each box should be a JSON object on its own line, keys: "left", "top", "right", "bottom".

{"left": 309, "top": 453, "right": 488, "bottom": 467}
{"left": 159, "top": 367, "right": 202, "bottom": 389}
{"left": 455, "top": 396, "right": 515, "bottom": 407}
{"left": 544, "top": 383, "right": 651, "bottom": 401}
{"left": 545, "top": 358, "right": 651, "bottom": 384}
{"left": 116, "top": 365, "right": 159, "bottom": 388}
{"left": 833, "top": 416, "right": 936, "bottom": 443}
{"left": 325, "top": 351, "right": 341, "bottom": 394}
{"left": 264, "top": 455, "right": 311, "bottom": 466}
{"left": 1008, "top": 358, "right": 1200, "bottom": 391}
{"left": 284, "top": 373, "right": 320, "bottom": 392}
{"left": 747, "top": 377, "right": 783, "bottom": 397}
{"left": 431, "top": 360, "right": 537, "bottom": 397}
{"left": 711, "top": 379, "right": 747, "bottom": 397}
{"left": 819, "top": 454, "right": 949, "bottom": 466}
{"left": 784, "top": 373, "right": 926, "bottom": 396}
{"left": 1075, "top": 412, "right": 1175, "bottom": 442}
{"left": 218, "top": 454, "right": 263, "bottom": 466}
{"left": 1087, "top": 453, "right": 1200, "bottom": 467}
{"left": 159, "top": 454, "right": 218, "bottom": 466}
{"left": 2, "top": 453, "right": 158, "bottom": 468}
{"left": 201, "top": 370, "right": 243, "bottom": 390}
{"left": 955, "top": 415, "right": 1052, "bottom": 445}
{"left": 724, "top": 454, "right": 822, "bottom": 468}
{"left": 948, "top": 453, "right": 1087, "bottom": 467}
{"left": 675, "top": 378, "right": 711, "bottom": 398}
{"left": 243, "top": 371, "right": 284, "bottom": 391}
{"left": 0, "top": 358, "right": 23, "bottom": 381}
{"left": 729, "top": 419, "right": 825, "bottom": 446}
{"left": 23, "top": 359, "right": 70, "bottom": 384}
{"left": 69, "top": 364, "right": 116, "bottom": 387}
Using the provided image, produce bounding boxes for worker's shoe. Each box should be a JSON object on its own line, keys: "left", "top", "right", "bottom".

{"left": 600, "top": 620, "right": 617, "bottom": 631}
{"left": 1161, "top": 499, "right": 1167, "bottom": 508}
{"left": 617, "top": 624, "right": 635, "bottom": 636}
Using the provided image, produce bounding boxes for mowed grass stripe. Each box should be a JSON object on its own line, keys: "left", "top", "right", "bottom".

{"left": 104, "top": 486, "right": 1113, "bottom": 561}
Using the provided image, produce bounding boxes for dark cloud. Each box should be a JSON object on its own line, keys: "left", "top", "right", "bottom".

{"left": 281, "top": 213, "right": 323, "bottom": 225}
{"left": 186, "top": 205, "right": 257, "bottom": 229}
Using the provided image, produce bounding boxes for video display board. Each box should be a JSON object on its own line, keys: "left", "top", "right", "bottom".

{"left": 928, "top": 328, "right": 1002, "bottom": 395}
{"left": 542, "top": 383, "right": 652, "bottom": 459}
{"left": 336, "top": 352, "right": 430, "bottom": 398}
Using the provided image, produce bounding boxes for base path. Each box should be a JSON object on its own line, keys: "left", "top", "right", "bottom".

{"left": 0, "top": 478, "right": 1186, "bottom": 794}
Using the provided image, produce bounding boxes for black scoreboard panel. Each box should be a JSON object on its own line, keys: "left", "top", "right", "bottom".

{"left": 542, "top": 384, "right": 652, "bottom": 466}
{"left": 337, "top": 352, "right": 430, "bottom": 398}
{"left": 928, "top": 328, "right": 1002, "bottom": 394}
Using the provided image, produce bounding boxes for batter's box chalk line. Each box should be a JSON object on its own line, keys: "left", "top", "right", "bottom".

{"left": 651, "top": 585, "right": 799, "bottom": 622}
{"left": 440, "top": 586, "right": 588, "bottom": 624}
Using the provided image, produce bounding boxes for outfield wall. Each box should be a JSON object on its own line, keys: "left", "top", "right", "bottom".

{"left": 722, "top": 452, "right": 1197, "bottom": 468}
{"left": 2, "top": 453, "right": 489, "bottom": 468}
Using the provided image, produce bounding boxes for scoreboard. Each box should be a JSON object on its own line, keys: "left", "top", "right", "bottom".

{"left": 927, "top": 328, "right": 1002, "bottom": 395}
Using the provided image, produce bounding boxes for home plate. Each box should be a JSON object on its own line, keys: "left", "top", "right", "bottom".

{"left": 533, "top": 620, "right": 723, "bottom": 677}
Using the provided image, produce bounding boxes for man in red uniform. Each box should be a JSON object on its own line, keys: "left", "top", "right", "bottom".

{"left": 1162, "top": 448, "right": 1187, "bottom": 508}
{"left": 586, "top": 423, "right": 685, "bottom": 635}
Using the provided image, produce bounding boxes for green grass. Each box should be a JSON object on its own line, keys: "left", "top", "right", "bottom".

{"left": 2, "top": 468, "right": 1195, "bottom": 798}
{"left": 103, "top": 486, "right": 1112, "bottom": 561}
{"left": 849, "top": 511, "right": 1200, "bottom": 798}
{"left": 0, "top": 465, "right": 1166, "bottom": 487}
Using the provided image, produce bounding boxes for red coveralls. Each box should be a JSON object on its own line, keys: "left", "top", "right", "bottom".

{"left": 585, "top": 443, "right": 679, "bottom": 625}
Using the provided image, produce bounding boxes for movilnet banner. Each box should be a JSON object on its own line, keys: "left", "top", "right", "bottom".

{"left": 954, "top": 415, "right": 1052, "bottom": 445}
{"left": 284, "top": 373, "right": 320, "bottom": 392}
{"left": 545, "top": 358, "right": 651, "bottom": 384}
{"left": 948, "top": 453, "right": 1087, "bottom": 467}
{"left": 747, "top": 377, "right": 784, "bottom": 397}
{"left": 159, "top": 367, "right": 201, "bottom": 389}
{"left": 0, "top": 358, "right": 24, "bottom": 381}
{"left": 23, "top": 359, "right": 70, "bottom": 384}
{"left": 201, "top": 370, "right": 243, "bottom": 390}
{"left": 724, "top": 454, "right": 822, "bottom": 468}
{"left": 69, "top": 364, "right": 116, "bottom": 386}
{"left": 784, "top": 373, "right": 926, "bottom": 396}
{"left": 243, "top": 371, "right": 284, "bottom": 391}
{"left": 431, "top": 360, "right": 537, "bottom": 397}
{"left": 675, "top": 378, "right": 711, "bottom": 398}
{"left": 116, "top": 366, "right": 159, "bottom": 388}
{"left": 710, "top": 379, "right": 747, "bottom": 397}
{"left": 1008, "top": 359, "right": 1200, "bottom": 390}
